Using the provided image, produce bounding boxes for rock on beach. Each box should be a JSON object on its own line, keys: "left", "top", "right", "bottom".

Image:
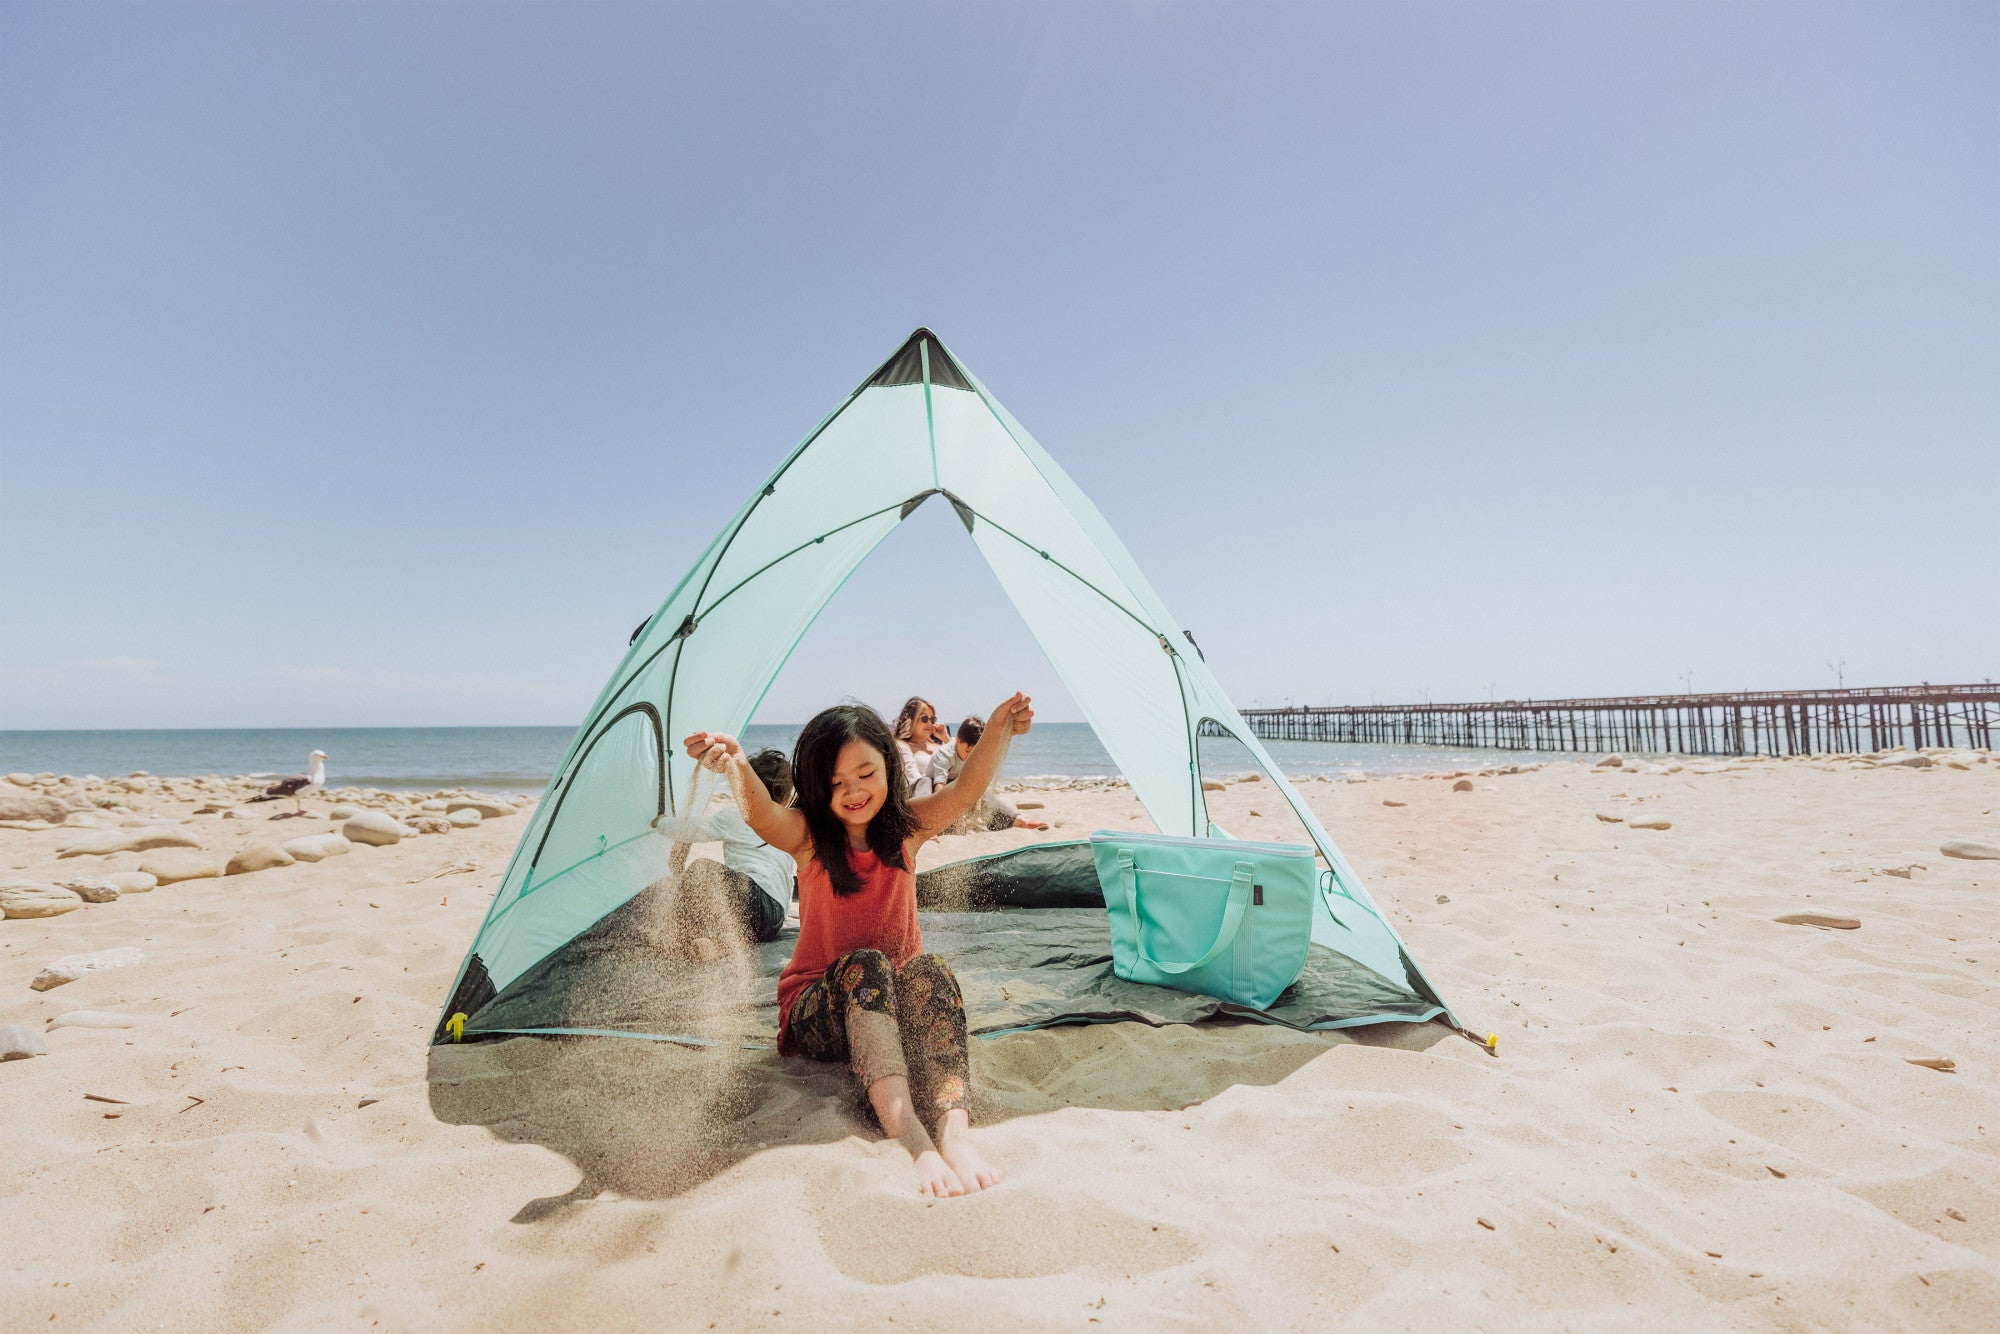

{"left": 53, "top": 878, "right": 121, "bottom": 903}
{"left": 226, "top": 843, "right": 295, "bottom": 875}
{"left": 1, "top": 884, "right": 86, "bottom": 919}
{"left": 31, "top": 946, "right": 144, "bottom": 992}
{"left": 281, "top": 833, "right": 352, "bottom": 862}
{"left": 57, "top": 827, "right": 202, "bottom": 859}
{"left": 0, "top": 1023, "right": 49, "bottom": 1059}
{"left": 138, "top": 850, "right": 226, "bottom": 885}
{"left": 343, "top": 812, "right": 410, "bottom": 846}
{"left": 447, "top": 807, "right": 482, "bottom": 827}
{"left": 46, "top": 1010, "right": 140, "bottom": 1031}
{"left": 444, "top": 797, "right": 516, "bottom": 820}
{"left": 0, "top": 794, "right": 73, "bottom": 824}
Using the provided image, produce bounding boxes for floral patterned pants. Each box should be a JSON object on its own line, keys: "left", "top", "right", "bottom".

{"left": 784, "top": 949, "right": 970, "bottom": 1122}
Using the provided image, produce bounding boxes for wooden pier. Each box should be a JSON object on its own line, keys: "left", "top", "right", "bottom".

{"left": 1229, "top": 683, "right": 2000, "bottom": 757}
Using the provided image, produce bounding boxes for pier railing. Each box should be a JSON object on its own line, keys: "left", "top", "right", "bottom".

{"left": 1229, "top": 683, "right": 2000, "bottom": 757}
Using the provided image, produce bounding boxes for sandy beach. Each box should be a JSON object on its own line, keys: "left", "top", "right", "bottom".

{"left": 2, "top": 754, "right": 1997, "bottom": 1329}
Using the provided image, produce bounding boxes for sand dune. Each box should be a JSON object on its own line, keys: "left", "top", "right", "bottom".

{"left": 2, "top": 756, "right": 1997, "bottom": 1328}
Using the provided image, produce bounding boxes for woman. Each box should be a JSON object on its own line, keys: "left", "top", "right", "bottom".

{"left": 682, "top": 691, "right": 1034, "bottom": 1197}
{"left": 890, "top": 696, "right": 951, "bottom": 798}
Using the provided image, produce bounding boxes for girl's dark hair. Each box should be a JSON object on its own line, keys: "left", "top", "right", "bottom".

{"left": 955, "top": 716, "right": 984, "bottom": 747}
{"left": 746, "top": 749, "right": 793, "bottom": 807}
{"left": 891, "top": 696, "right": 935, "bottom": 743}
{"left": 791, "top": 704, "right": 919, "bottom": 897}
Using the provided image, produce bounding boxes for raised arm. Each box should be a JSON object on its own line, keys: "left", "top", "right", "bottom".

{"left": 681, "top": 732, "right": 810, "bottom": 855}
{"left": 910, "top": 693, "right": 1034, "bottom": 838}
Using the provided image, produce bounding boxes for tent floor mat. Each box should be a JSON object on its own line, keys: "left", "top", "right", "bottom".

{"left": 461, "top": 881, "right": 1442, "bottom": 1044}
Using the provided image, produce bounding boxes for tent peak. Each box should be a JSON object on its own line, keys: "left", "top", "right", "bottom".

{"left": 865, "top": 329, "right": 974, "bottom": 393}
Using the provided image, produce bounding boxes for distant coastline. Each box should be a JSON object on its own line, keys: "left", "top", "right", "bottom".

{"left": 0, "top": 724, "right": 1567, "bottom": 794}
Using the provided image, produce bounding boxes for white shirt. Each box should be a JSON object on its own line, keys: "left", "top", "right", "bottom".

{"left": 683, "top": 804, "right": 794, "bottom": 916}
{"left": 896, "top": 739, "right": 951, "bottom": 797}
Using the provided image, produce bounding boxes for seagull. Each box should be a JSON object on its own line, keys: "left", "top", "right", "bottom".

{"left": 248, "top": 750, "right": 328, "bottom": 818}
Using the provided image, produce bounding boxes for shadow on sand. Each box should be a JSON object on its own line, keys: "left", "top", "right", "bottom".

{"left": 430, "top": 880, "right": 1455, "bottom": 1217}
{"left": 426, "top": 1017, "right": 1453, "bottom": 1220}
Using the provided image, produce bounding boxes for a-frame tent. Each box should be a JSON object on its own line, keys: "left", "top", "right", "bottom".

{"left": 436, "top": 330, "right": 1456, "bottom": 1042}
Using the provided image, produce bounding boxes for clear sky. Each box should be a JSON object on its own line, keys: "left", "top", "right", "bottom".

{"left": 3, "top": 1, "right": 1994, "bottom": 730}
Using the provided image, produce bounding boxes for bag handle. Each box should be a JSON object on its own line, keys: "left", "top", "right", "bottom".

{"left": 1114, "top": 851, "right": 1255, "bottom": 974}
{"left": 1317, "top": 866, "right": 1348, "bottom": 930}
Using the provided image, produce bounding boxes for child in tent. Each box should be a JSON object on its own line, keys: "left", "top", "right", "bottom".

{"left": 682, "top": 691, "right": 1035, "bottom": 1197}
{"left": 940, "top": 717, "right": 1050, "bottom": 832}
{"left": 657, "top": 748, "right": 796, "bottom": 962}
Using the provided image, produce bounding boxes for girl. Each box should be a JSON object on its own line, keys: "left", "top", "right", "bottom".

{"left": 890, "top": 696, "right": 951, "bottom": 798}
{"left": 683, "top": 691, "right": 1034, "bottom": 1197}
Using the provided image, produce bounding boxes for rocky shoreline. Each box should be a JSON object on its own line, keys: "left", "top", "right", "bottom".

{"left": 0, "top": 770, "right": 534, "bottom": 921}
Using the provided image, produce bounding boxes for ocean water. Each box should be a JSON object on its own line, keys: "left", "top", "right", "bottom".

{"left": 0, "top": 724, "right": 1565, "bottom": 794}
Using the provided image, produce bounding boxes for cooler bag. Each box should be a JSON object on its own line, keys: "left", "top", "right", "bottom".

{"left": 1089, "top": 829, "right": 1316, "bottom": 1011}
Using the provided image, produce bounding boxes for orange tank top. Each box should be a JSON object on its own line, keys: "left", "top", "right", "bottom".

{"left": 777, "top": 842, "right": 922, "bottom": 1048}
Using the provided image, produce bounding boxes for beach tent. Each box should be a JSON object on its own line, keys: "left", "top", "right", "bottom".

{"left": 435, "top": 330, "right": 1456, "bottom": 1043}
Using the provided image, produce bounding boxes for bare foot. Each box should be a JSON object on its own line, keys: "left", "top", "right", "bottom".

{"left": 934, "top": 1110, "right": 1001, "bottom": 1192}
{"left": 867, "top": 1076, "right": 974, "bottom": 1197}
{"left": 912, "top": 1147, "right": 967, "bottom": 1198}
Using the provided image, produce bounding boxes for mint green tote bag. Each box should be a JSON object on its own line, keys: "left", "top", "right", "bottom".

{"left": 1090, "top": 830, "right": 1317, "bottom": 1011}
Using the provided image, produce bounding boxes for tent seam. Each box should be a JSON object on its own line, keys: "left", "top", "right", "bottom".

{"left": 920, "top": 338, "right": 939, "bottom": 490}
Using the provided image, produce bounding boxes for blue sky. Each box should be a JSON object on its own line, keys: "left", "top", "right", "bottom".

{"left": 3, "top": 1, "right": 1994, "bottom": 730}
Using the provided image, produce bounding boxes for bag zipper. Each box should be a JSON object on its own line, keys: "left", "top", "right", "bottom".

{"left": 1089, "top": 829, "right": 1315, "bottom": 858}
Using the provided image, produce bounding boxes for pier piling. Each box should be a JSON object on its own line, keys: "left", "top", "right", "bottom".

{"left": 1230, "top": 683, "right": 1999, "bottom": 756}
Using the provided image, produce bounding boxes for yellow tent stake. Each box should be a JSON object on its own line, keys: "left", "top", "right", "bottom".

{"left": 446, "top": 1012, "right": 467, "bottom": 1043}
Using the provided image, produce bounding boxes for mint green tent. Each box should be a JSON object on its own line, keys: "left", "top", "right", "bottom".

{"left": 435, "top": 330, "right": 1456, "bottom": 1043}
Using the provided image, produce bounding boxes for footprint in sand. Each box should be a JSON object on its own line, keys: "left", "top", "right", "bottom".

{"left": 812, "top": 1179, "right": 1199, "bottom": 1283}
